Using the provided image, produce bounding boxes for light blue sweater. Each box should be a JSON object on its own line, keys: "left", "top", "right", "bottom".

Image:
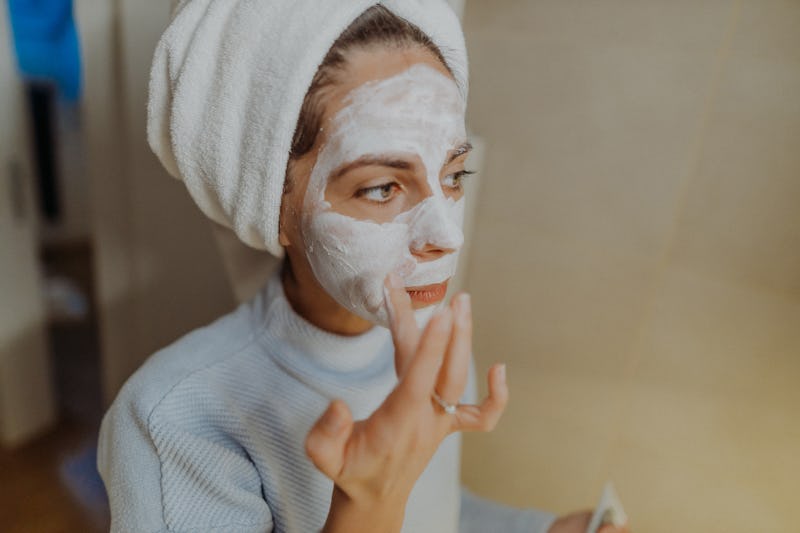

{"left": 97, "top": 273, "right": 556, "bottom": 532}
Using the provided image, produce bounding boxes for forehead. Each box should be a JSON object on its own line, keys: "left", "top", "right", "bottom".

{"left": 325, "top": 64, "right": 466, "bottom": 148}
{"left": 320, "top": 46, "right": 464, "bottom": 121}
{"left": 337, "top": 64, "right": 464, "bottom": 119}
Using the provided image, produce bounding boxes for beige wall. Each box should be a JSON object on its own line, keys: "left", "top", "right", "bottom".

{"left": 460, "top": 1, "right": 799, "bottom": 531}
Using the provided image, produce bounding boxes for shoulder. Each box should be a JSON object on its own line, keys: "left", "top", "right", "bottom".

{"left": 97, "top": 299, "right": 276, "bottom": 532}
{"left": 103, "top": 299, "right": 266, "bottom": 433}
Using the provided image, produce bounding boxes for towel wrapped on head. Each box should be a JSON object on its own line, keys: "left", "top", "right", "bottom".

{"left": 147, "top": 0, "right": 469, "bottom": 257}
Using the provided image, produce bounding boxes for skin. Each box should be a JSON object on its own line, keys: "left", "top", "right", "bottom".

{"left": 278, "top": 45, "right": 630, "bottom": 533}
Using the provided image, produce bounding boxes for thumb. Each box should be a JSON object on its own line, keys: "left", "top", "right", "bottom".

{"left": 305, "top": 399, "right": 353, "bottom": 480}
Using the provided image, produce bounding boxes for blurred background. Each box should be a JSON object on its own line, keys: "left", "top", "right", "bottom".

{"left": 0, "top": 0, "right": 797, "bottom": 532}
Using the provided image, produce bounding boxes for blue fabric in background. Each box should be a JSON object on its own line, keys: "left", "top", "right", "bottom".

{"left": 7, "top": 0, "right": 82, "bottom": 101}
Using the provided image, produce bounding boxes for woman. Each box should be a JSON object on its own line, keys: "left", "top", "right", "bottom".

{"left": 98, "top": 2, "right": 630, "bottom": 532}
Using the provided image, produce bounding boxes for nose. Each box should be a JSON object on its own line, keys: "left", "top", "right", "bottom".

{"left": 412, "top": 242, "right": 457, "bottom": 261}
{"left": 408, "top": 197, "right": 464, "bottom": 261}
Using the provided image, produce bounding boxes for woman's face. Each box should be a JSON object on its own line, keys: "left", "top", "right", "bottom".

{"left": 280, "top": 46, "right": 470, "bottom": 329}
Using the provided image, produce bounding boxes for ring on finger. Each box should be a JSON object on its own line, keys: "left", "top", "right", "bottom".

{"left": 431, "top": 390, "right": 458, "bottom": 415}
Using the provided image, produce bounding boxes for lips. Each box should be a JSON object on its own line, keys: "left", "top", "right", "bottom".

{"left": 406, "top": 280, "right": 449, "bottom": 307}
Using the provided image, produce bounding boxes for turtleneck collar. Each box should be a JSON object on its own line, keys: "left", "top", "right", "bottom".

{"left": 254, "top": 272, "right": 394, "bottom": 380}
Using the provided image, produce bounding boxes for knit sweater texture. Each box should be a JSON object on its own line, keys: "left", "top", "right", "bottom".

{"left": 97, "top": 273, "right": 556, "bottom": 532}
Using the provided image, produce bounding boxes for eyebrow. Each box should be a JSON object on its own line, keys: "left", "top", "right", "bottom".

{"left": 330, "top": 142, "right": 474, "bottom": 181}
{"left": 446, "top": 142, "right": 473, "bottom": 165}
{"left": 331, "top": 157, "right": 415, "bottom": 182}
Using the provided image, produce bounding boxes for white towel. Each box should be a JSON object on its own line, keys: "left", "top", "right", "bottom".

{"left": 147, "top": 0, "right": 468, "bottom": 257}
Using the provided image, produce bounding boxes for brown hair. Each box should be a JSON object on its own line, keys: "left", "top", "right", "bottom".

{"left": 287, "top": 6, "right": 451, "bottom": 167}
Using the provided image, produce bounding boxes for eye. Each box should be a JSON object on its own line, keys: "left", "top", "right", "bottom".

{"left": 355, "top": 182, "right": 400, "bottom": 204}
{"left": 441, "top": 170, "right": 475, "bottom": 191}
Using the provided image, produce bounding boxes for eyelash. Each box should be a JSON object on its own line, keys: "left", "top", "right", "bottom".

{"left": 442, "top": 170, "right": 475, "bottom": 190}
{"left": 355, "top": 182, "right": 400, "bottom": 204}
{"left": 355, "top": 170, "right": 475, "bottom": 205}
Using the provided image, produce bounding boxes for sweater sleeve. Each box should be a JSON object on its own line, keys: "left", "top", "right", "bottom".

{"left": 97, "top": 382, "right": 273, "bottom": 533}
{"left": 459, "top": 487, "right": 557, "bottom": 533}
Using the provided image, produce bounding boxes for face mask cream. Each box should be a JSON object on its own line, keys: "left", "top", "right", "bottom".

{"left": 302, "top": 64, "right": 467, "bottom": 327}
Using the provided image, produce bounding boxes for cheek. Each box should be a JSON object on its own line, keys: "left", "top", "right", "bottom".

{"left": 307, "top": 212, "right": 413, "bottom": 272}
{"left": 303, "top": 212, "right": 415, "bottom": 320}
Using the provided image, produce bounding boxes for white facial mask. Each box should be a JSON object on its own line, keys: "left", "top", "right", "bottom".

{"left": 301, "top": 64, "right": 468, "bottom": 327}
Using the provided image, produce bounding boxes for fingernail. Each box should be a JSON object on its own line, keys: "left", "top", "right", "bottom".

{"left": 498, "top": 364, "right": 506, "bottom": 382}
{"left": 387, "top": 272, "right": 403, "bottom": 289}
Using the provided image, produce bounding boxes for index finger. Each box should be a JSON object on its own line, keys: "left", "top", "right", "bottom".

{"left": 384, "top": 273, "right": 420, "bottom": 378}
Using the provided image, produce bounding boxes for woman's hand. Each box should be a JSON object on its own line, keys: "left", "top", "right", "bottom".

{"left": 305, "top": 274, "right": 509, "bottom": 533}
{"left": 549, "top": 510, "right": 631, "bottom": 533}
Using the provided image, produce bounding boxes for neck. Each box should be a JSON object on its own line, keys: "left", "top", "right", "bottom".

{"left": 280, "top": 257, "right": 375, "bottom": 336}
